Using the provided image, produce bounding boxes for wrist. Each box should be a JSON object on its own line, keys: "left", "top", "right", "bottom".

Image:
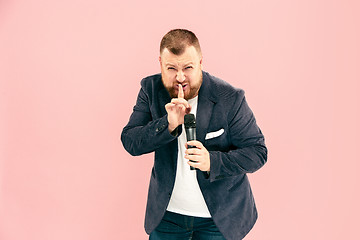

{"left": 169, "top": 126, "right": 179, "bottom": 136}
{"left": 167, "top": 117, "right": 179, "bottom": 133}
{"left": 168, "top": 124, "right": 177, "bottom": 133}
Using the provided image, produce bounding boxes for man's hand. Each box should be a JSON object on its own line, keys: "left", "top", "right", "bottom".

{"left": 165, "top": 84, "right": 191, "bottom": 132}
{"left": 185, "top": 141, "right": 210, "bottom": 172}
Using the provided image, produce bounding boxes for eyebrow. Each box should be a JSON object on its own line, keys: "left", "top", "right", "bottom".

{"left": 165, "top": 62, "right": 194, "bottom": 66}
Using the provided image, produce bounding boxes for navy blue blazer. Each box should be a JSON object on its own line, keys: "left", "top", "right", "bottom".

{"left": 121, "top": 71, "right": 267, "bottom": 240}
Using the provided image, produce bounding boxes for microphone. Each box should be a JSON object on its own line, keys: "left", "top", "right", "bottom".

{"left": 184, "top": 114, "right": 197, "bottom": 170}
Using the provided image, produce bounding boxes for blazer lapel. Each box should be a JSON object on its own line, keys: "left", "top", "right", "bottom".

{"left": 157, "top": 83, "right": 171, "bottom": 118}
{"left": 196, "top": 72, "right": 216, "bottom": 143}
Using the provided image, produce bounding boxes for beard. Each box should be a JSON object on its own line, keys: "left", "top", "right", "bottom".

{"left": 161, "top": 72, "right": 203, "bottom": 100}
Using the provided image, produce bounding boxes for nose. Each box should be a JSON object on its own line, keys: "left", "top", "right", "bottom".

{"left": 176, "top": 71, "right": 185, "bottom": 82}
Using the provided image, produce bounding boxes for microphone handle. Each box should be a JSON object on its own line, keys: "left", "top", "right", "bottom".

{"left": 185, "top": 127, "right": 197, "bottom": 170}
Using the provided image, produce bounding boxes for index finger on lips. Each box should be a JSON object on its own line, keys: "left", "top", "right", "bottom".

{"left": 178, "top": 84, "right": 184, "bottom": 99}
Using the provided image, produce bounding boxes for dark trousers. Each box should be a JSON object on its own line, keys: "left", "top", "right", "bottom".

{"left": 149, "top": 211, "right": 226, "bottom": 240}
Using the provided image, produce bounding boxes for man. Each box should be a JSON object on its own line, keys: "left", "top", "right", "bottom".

{"left": 121, "top": 29, "right": 267, "bottom": 240}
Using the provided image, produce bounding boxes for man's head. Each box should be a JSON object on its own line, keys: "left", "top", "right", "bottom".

{"left": 159, "top": 29, "right": 203, "bottom": 100}
{"left": 160, "top": 29, "right": 202, "bottom": 56}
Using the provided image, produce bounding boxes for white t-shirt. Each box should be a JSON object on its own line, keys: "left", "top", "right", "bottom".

{"left": 166, "top": 96, "right": 211, "bottom": 218}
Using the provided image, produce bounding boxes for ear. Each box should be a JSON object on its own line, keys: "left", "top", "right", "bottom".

{"left": 200, "top": 57, "right": 203, "bottom": 70}
{"left": 159, "top": 56, "right": 162, "bottom": 66}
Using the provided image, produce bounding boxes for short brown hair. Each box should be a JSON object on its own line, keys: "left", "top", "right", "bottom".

{"left": 160, "top": 29, "right": 202, "bottom": 55}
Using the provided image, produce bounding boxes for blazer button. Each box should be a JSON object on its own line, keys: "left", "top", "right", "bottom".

{"left": 156, "top": 125, "right": 166, "bottom": 132}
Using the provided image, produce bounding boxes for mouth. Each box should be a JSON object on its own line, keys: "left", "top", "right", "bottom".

{"left": 175, "top": 83, "right": 188, "bottom": 90}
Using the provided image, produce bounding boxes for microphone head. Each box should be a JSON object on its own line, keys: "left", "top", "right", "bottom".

{"left": 184, "top": 114, "right": 196, "bottom": 128}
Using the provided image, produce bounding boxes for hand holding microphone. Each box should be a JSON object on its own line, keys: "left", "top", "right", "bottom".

{"left": 184, "top": 114, "right": 211, "bottom": 172}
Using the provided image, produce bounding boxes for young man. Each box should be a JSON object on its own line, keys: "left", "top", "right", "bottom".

{"left": 121, "top": 29, "right": 267, "bottom": 240}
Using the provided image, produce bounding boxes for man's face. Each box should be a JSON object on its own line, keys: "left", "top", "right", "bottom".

{"left": 159, "top": 45, "right": 203, "bottom": 100}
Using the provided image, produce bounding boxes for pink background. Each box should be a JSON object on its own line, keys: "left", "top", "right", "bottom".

{"left": 1, "top": 0, "right": 359, "bottom": 239}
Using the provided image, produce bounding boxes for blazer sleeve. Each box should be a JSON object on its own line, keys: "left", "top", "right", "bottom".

{"left": 121, "top": 85, "right": 179, "bottom": 156}
{"left": 208, "top": 90, "right": 267, "bottom": 182}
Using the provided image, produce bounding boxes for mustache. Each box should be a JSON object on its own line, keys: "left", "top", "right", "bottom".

{"left": 173, "top": 82, "right": 189, "bottom": 87}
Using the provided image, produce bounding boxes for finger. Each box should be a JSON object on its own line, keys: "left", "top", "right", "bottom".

{"left": 188, "top": 161, "right": 210, "bottom": 172}
{"left": 185, "top": 154, "right": 201, "bottom": 161}
{"left": 186, "top": 140, "right": 203, "bottom": 148}
{"left": 170, "top": 97, "right": 191, "bottom": 112}
{"left": 185, "top": 148, "right": 201, "bottom": 155}
{"left": 187, "top": 160, "right": 200, "bottom": 168}
{"left": 171, "top": 98, "right": 190, "bottom": 109}
{"left": 165, "top": 102, "right": 175, "bottom": 108}
{"left": 165, "top": 103, "right": 175, "bottom": 112}
{"left": 178, "top": 84, "right": 184, "bottom": 99}
{"left": 174, "top": 103, "right": 191, "bottom": 114}
{"left": 175, "top": 104, "right": 186, "bottom": 113}
{"left": 171, "top": 98, "right": 188, "bottom": 104}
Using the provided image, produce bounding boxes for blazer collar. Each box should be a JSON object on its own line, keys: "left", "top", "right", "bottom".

{"left": 196, "top": 71, "right": 216, "bottom": 142}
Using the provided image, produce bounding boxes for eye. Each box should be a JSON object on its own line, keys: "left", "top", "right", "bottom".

{"left": 185, "top": 66, "right": 193, "bottom": 69}
{"left": 167, "top": 67, "right": 176, "bottom": 70}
